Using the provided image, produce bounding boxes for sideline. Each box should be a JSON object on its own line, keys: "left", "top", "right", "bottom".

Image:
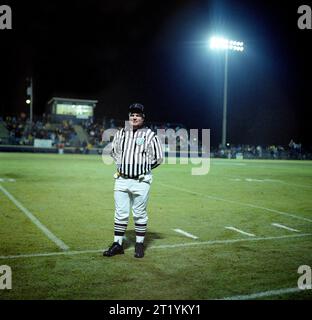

{"left": 1, "top": 233, "right": 311, "bottom": 260}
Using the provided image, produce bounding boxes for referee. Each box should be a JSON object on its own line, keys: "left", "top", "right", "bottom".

{"left": 103, "top": 103, "right": 163, "bottom": 258}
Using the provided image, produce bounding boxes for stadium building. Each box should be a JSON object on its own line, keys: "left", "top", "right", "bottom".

{"left": 47, "top": 97, "right": 98, "bottom": 124}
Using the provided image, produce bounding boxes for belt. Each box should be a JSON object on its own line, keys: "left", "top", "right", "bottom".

{"left": 119, "top": 173, "right": 143, "bottom": 180}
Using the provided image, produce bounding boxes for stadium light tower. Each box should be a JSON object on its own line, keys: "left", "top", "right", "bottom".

{"left": 209, "top": 36, "right": 244, "bottom": 147}
{"left": 26, "top": 77, "right": 33, "bottom": 123}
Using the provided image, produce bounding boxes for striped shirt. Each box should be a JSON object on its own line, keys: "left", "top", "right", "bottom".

{"left": 111, "top": 127, "right": 163, "bottom": 178}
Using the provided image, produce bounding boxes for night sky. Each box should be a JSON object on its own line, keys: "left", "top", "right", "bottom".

{"left": 1, "top": 0, "right": 311, "bottom": 147}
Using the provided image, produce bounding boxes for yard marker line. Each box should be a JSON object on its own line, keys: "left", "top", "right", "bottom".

{"left": 149, "top": 233, "right": 312, "bottom": 249}
{"left": 1, "top": 233, "right": 311, "bottom": 260}
{"left": 225, "top": 226, "right": 255, "bottom": 237}
{"left": 0, "top": 249, "right": 100, "bottom": 260}
{"left": 264, "top": 179, "right": 312, "bottom": 189}
{"left": 219, "top": 287, "right": 303, "bottom": 300}
{"left": 0, "top": 184, "right": 69, "bottom": 251}
{"left": 173, "top": 229, "right": 198, "bottom": 239}
{"left": 213, "top": 162, "right": 246, "bottom": 166}
{"left": 159, "top": 183, "right": 312, "bottom": 223}
{"left": 272, "top": 223, "right": 300, "bottom": 232}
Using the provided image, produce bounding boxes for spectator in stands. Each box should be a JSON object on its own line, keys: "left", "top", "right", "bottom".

{"left": 57, "top": 133, "right": 65, "bottom": 154}
{"left": 81, "top": 140, "right": 88, "bottom": 154}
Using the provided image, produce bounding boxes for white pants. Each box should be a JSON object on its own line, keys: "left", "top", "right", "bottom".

{"left": 114, "top": 174, "right": 152, "bottom": 225}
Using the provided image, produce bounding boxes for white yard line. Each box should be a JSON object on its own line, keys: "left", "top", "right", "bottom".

{"left": 213, "top": 162, "right": 246, "bottom": 166}
{"left": 0, "top": 184, "right": 69, "bottom": 251}
{"left": 0, "top": 249, "right": 99, "bottom": 260}
{"left": 228, "top": 177, "right": 312, "bottom": 189}
{"left": 245, "top": 178, "right": 264, "bottom": 182}
{"left": 220, "top": 287, "right": 304, "bottom": 300}
{"left": 1, "top": 233, "right": 311, "bottom": 260}
{"left": 225, "top": 226, "right": 255, "bottom": 237}
{"left": 159, "top": 183, "right": 312, "bottom": 223}
{"left": 272, "top": 223, "right": 300, "bottom": 232}
{"left": 264, "top": 179, "right": 312, "bottom": 189}
{"left": 276, "top": 182, "right": 312, "bottom": 189}
{"left": 173, "top": 228, "right": 198, "bottom": 239}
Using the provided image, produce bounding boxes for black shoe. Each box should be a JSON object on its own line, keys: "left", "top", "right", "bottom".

{"left": 134, "top": 242, "right": 144, "bottom": 258}
{"left": 103, "top": 242, "right": 124, "bottom": 257}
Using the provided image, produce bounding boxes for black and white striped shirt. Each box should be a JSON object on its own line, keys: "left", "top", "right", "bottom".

{"left": 111, "top": 127, "right": 163, "bottom": 178}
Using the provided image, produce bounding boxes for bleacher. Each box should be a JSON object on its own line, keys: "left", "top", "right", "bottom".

{"left": 0, "top": 120, "right": 10, "bottom": 144}
{"left": 0, "top": 114, "right": 310, "bottom": 159}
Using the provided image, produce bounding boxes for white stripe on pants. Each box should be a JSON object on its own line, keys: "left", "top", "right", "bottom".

{"left": 114, "top": 174, "right": 152, "bottom": 225}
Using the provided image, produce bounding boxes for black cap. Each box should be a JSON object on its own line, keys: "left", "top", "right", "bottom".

{"left": 129, "top": 103, "right": 145, "bottom": 117}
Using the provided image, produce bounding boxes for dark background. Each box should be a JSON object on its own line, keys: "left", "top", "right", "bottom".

{"left": 0, "top": 0, "right": 311, "bottom": 147}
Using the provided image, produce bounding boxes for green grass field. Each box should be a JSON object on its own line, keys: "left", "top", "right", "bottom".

{"left": 0, "top": 153, "right": 311, "bottom": 300}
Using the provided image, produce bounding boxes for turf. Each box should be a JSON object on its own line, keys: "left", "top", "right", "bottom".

{"left": 0, "top": 153, "right": 311, "bottom": 300}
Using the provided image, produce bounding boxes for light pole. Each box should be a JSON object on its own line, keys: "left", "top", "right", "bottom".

{"left": 209, "top": 37, "right": 244, "bottom": 147}
{"left": 26, "top": 77, "right": 33, "bottom": 123}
